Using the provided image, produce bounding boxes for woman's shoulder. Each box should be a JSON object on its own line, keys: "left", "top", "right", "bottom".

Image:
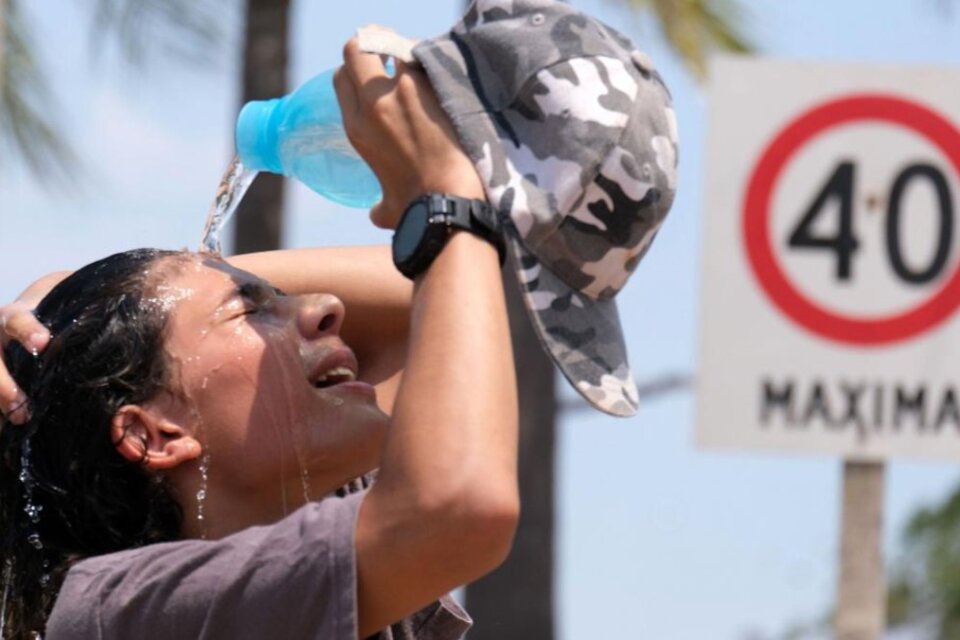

{"left": 75, "top": 490, "right": 366, "bottom": 574}
{"left": 47, "top": 492, "right": 367, "bottom": 640}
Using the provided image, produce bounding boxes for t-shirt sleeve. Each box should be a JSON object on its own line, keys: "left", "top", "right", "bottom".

{"left": 47, "top": 491, "right": 366, "bottom": 640}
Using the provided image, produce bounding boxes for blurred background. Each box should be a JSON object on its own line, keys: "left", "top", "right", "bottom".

{"left": 2, "top": 1, "right": 960, "bottom": 638}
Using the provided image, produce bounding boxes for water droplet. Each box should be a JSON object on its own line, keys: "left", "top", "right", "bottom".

{"left": 300, "top": 467, "right": 312, "bottom": 504}
{"left": 196, "top": 453, "right": 211, "bottom": 538}
{"left": 23, "top": 502, "right": 43, "bottom": 523}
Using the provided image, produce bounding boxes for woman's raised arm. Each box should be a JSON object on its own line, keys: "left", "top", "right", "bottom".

{"left": 334, "top": 39, "right": 519, "bottom": 637}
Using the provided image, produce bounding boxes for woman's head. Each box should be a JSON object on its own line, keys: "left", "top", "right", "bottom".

{"left": 142, "top": 252, "right": 388, "bottom": 518}
{"left": 0, "top": 248, "right": 184, "bottom": 635}
{"left": 0, "top": 248, "right": 388, "bottom": 635}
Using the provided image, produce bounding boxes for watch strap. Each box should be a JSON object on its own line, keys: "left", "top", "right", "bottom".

{"left": 429, "top": 194, "right": 504, "bottom": 260}
{"left": 393, "top": 194, "right": 506, "bottom": 279}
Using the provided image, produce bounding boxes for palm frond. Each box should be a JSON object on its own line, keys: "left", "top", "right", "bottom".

{"left": 621, "top": 0, "right": 754, "bottom": 80}
{"left": 88, "top": 0, "right": 231, "bottom": 68}
{"left": 0, "top": 0, "right": 79, "bottom": 183}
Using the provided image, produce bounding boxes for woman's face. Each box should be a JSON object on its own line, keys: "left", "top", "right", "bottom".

{"left": 151, "top": 254, "right": 389, "bottom": 504}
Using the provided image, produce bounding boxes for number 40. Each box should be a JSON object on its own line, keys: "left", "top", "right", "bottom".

{"left": 788, "top": 161, "right": 955, "bottom": 285}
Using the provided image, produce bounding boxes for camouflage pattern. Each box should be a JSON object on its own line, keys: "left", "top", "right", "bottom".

{"left": 411, "top": 0, "right": 679, "bottom": 417}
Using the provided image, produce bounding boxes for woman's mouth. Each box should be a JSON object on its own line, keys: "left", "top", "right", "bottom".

{"left": 312, "top": 366, "right": 357, "bottom": 389}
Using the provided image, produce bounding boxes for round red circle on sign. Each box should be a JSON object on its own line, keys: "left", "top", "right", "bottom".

{"left": 743, "top": 93, "right": 960, "bottom": 346}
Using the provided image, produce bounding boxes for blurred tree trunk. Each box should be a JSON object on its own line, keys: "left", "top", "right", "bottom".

{"left": 458, "top": 0, "right": 559, "bottom": 620}
{"left": 464, "top": 267, "right": 558, "bottom": 640}
{"left": 233, "top": 0, "right": 290, "bottom": 254}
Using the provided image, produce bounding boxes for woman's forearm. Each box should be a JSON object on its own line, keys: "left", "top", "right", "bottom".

{"left": 356, "top": 231, "right": 519, "bottom": 629}
{"left": 380, "top": 232, "right": 518, "bottom": 507}
{"left": 227, "top": 245, "right": 411, "bottom": 339}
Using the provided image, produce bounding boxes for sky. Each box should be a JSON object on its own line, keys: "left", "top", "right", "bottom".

{"left": 2, "top": 1, "right": 960, "bottom": 638}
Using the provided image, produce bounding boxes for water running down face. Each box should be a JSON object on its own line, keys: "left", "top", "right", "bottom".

{"left": 130, "top": 254, "right": 389, "bottom": 529}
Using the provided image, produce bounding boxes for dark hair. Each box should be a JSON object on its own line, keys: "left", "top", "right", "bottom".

{"left": 0, "top": 248, "right": 185, "bottom": 638}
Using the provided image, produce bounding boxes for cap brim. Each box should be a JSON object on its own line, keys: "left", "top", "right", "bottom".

{"left": 413, "top": 36, "right": 641, "bottom": 417}
{"left": 505, "top": 231, "right": 640, "bottom": 417}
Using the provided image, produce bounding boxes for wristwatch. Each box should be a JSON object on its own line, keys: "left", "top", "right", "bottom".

{"left": 392, "top": 193, "right": 505, "bottom": 279}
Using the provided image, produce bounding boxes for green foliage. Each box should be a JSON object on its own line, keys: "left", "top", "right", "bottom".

{"left": 0, "top": 0, "right": 78, "bottom": 182}
{"left": 621, "top": 0, "right": 754, "bottom": 79}
{"left": 0, "top": 0, "right": 228, "bottom": 184}
{"left": 888, "top": 478, "right": 960, "bottom": 639}
{"left": 88, "top": 0, "right": 227, "bottom": 67}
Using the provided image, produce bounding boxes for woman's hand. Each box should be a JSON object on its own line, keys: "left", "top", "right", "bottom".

{"left": 333, "top": 38, "right": 485, "bottom": 229}
{"left": 0, "top": 271, "right": 68, "bottom": 424}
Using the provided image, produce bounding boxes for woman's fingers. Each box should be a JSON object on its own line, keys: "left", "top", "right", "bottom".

{"left": 342, "top": 37, "right": 389, "bottom": 91}
{"left": 0, "top": 302, "right": 48, "bottom": 425}
{"left": 333, "top": 66, "right": 360, "bottom": 132}
{"left": 1, "top": 302, "right": 49, "bottom": 354}
{"left": 338, "top": 34, "right": 484, "bottom": 229}
{"left": 0, "top": 362, "right": 29, "bottom": 425}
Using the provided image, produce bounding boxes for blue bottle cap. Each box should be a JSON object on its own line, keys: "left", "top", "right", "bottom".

{"left": 236, "top": 98, "right": 283, "bottom": 173}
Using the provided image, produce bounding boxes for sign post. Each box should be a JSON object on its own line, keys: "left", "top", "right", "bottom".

{"left": 698, "top": 57, "right": 960, "bottom": 638}
{"left": 836, "top": 462, "right": 885, "bottom": 640}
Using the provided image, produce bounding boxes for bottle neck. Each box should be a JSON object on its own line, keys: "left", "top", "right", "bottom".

{"left": 236, "top": 97, "right": 285, "bottom": 174}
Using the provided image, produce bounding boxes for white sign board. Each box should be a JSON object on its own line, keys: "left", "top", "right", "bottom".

{"left": 697, "top": 57, "right": 960, "bottom": 460}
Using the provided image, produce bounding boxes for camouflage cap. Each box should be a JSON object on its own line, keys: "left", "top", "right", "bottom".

{"left": 410, "top": 0, "right": 678, "bottom": 417}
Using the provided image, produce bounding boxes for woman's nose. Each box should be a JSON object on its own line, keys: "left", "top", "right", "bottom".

{"left": 297, "top": 293, "right": 345, "bottom": 340}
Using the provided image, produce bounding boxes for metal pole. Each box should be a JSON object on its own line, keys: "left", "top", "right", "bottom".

{"left": 835, "top": 461, "right": 886, "bottom": 640}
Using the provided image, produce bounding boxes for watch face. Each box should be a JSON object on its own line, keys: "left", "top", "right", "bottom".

{"left": 394, "top": 201, "right": 429, "bottom": 263}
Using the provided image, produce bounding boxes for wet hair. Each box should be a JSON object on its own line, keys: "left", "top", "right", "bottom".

{"left": 0, "top": 248, "right": 184, "bottom": 638}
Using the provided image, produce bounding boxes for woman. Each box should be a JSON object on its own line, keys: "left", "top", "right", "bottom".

{"left": 0, "top": 40, "right": 518, "bottom": 639}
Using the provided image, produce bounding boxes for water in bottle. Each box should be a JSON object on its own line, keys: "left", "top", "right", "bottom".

{"left": 235, "top": 67, "right": 382, "bottom": 208}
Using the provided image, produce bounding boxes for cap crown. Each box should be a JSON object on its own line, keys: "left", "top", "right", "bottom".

{"left": 410, "top": 0, "right": 679, "bottom": 416}
{"left": 452, "top": 0, "right": 678, "bottom": 300}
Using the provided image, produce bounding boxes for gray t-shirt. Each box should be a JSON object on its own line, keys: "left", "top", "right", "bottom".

{"left": 45, "top": 491, "right": 471, "bottom": 639}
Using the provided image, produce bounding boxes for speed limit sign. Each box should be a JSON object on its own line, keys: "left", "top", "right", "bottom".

{"left": 696, "top": 57, "right": 960, "bottom": 460}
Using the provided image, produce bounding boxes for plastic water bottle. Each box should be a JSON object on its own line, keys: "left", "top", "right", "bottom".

{"left": 235, "top": 68, "right": 381, "bottom": 208}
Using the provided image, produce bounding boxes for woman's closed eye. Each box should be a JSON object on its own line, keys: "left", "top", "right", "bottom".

{"left": 236, "top": 282, "right": 286, "bottom": 317}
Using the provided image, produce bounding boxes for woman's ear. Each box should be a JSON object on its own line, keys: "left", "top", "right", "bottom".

{"left": 111, "top": 405, "right": 202, "bottom": 471}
